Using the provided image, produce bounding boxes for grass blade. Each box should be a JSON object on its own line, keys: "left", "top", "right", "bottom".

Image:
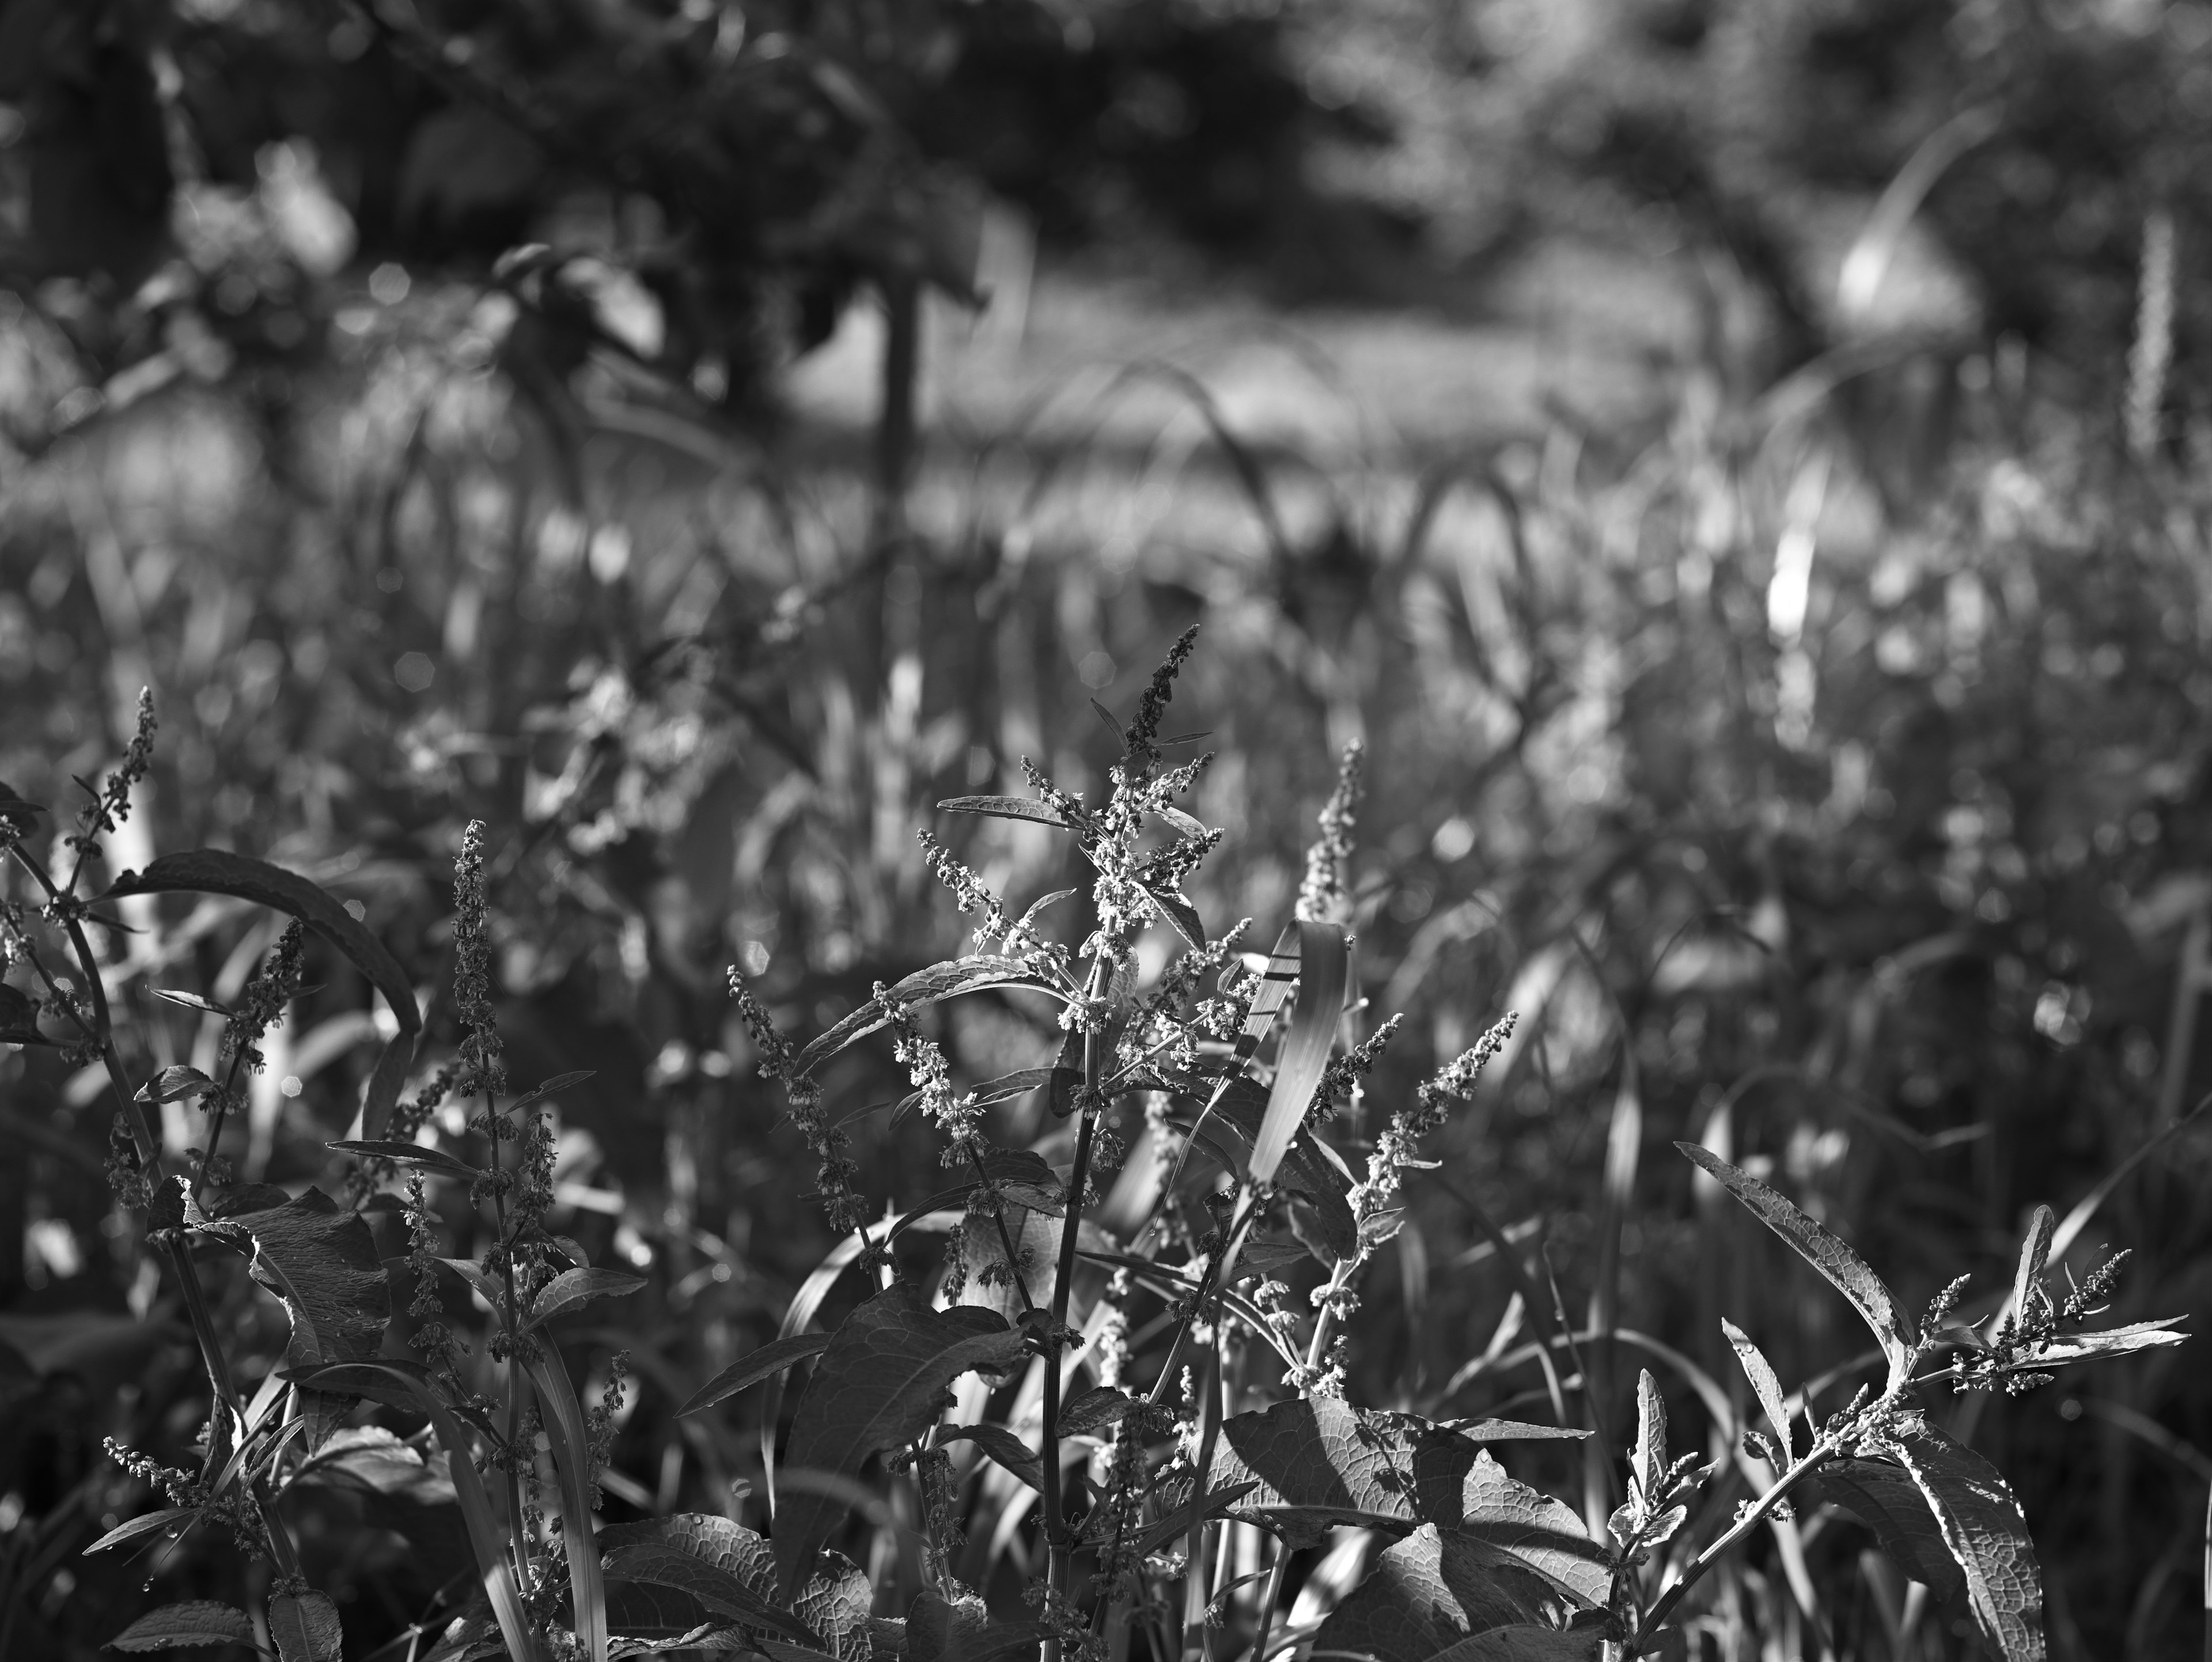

{"left": 520, "top": 1347, "right": 608, "bottom": 1662}
{"left": 1248, "top": 921, "right": 1349, "bottom": 1187}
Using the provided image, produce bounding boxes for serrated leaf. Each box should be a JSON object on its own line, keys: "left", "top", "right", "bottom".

{"left": 935, "top": 1423, "right": 1042, "bottom": 1491}
{"left": 101, "top": 849, "right": 423, "bottom": 1141}
{"left": 905, "top": 1589, "right": 1047, "bottom": 1662}
{"left": 679, "top": 1332, "right": 834, "bottom": 1418}
{"left": 85, "top": 1506, "right": 198, "bottom": 1554}
{"left": 1249, "top": 921, "right": 1350, "bottom": 1187}
{"left": 790, "top": 1550, "right": 870, "bottom": 1659}
{"left": 328, "top": 1139, "right": 481, "bottom": 1182}
{"left": 105, "top": 1602, "right": 255, "bottom": 1650}
{"left": 1805, "top": 1457, "right": 1965, "bottom": 1603}
{"left": 600, "top": 1545, "right": 821, "bottom": 1646}
{"left": 936, "top": 794, "right": 1081, "bottom": 831}
{"left": 1311, "top": 1524, "right": 1595, "bottom": 1662}
{"left": 1719, "top": 1319, "right": 1794, "bottom": 1463}
{"left": 137, "top": 1065, "right": 218, "bottom": 1104}
{"left": 1882, "top": 1416, "right": 2046, "bottom": 1660}
{"left": 772, "top": 1285, "right": 1027, "bottom": 1597}
{"left": 793, "top": 957, "right": 1059, "bottom": 1078}
{"left": 268, "top": 1589, "right": 343, "bottom": 1662}
{"left": 525, "top": 1267, "right": 647, "bottom": 1331}
{"left": 1059, "top": 1384, "right": 1138, "bottom": 1440}
{"left": 1677, "top": 1144, "right": 1917, "bottom": 1387}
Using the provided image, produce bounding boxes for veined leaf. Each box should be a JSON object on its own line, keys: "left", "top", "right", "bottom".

{"left": 936, "top": 794, "right": 1084, "bottom": 832}
{"left": 437, "top": 1257, "right": 512, "bottom": 1320}
{"left": 1719, "top": 1319, "right": 1795, "bottom": 1463}
{"left": 599, "top": 1513, "right": 813, "bottom": 1647}
{"left": 1805, "top": 1457, "right": 1965, "bottom": 1603}
{"left": 2016, "top": 1316, "right": 2188, "bottom": 1368}
{"left": 137, "top": 1065, "right": 217, "bottom": 1105}
{"left": 1137, "top": 877, "right": 1207, "bottom": 950}
{"left": 327, "top": 1139, "right": 480, "bottom": 1183}
{"left": 1059, "top": 1384, "right": 1138, "bottom": 1440}
{"left": 1882, "top": 1415, "right": 2046, "bottom": 1661}
{"left": 905, "top": 1589, "right": 1048, "bottom": 1662}
{"left": 600, "top": 1547, "right": 820, "bottom": 1647}
{"left": 679, "top": 1332, "right": 834, "bottom": 1418}
{"left": 789, "top": 1551, "right": 871, "bottom": 1659}
{"left": 1677, "top": 1143, "right": 1918, "bottom": 1387}
{"left": 771, "top": 1285, "right": 1027, "bottom": 1597}
{"left": 935, "top": 1423, "right": 1043, "bottom": 1491}
{"left": 2007, "top": 1205, "right": 2056, "bottom": 1324}
{"left": 105, "top": 1602, "right": 254, "bottom": 1650}
{"left": 793, "top": 957, "right": 1061, "bottom": 1078}
{"left": 100, "top": 849, "right": 423, "bottom": 1141}
{"left": 267, "top": 1589, "right": 343, "bottom": 1662}
{"left": 525, "top": 1267, "right": 647, "bottom": 1331}
{"left": 1631, "top": 1370, "right": 1668, "bottom": 1499}
{"left": 290, "top": 1426, "right": 455, "bottom": 1509}
{"left": 1248, "top": 921, "right": 1350, "bottom": 1187}
{"left": 1311, "top": 1524, "right": 1596, "bottom": 1662}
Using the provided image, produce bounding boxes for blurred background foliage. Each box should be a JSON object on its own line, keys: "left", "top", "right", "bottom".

{"left": 4, "top": 0, "right": 2212, "bottom": 1657}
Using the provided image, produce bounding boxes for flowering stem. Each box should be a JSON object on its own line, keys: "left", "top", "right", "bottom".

{"left": 1629, "top": 1440, "right": 1835, "bottom": 1653}
{"left": 483, "top": 1091, "right": 535, "bottom": 1588}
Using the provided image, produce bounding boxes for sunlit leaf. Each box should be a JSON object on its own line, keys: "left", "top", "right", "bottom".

{"left": 268, "top": 1589, "right": 343, "bottom": 1662}
{"left": 1881, "top": 1415, "right": 2046, "bottom": 1661}
{"left": 678, "top": 1332, "right": 834, "bottom": 1418}
{"left": 937, "top": 794, "right": 1083, "bottom": 831}
{"left": 1248, "top": 921, "right": 1350, "bottom": 1187}
{"left": 793, "top": 957, "right": 1061, "bottom": 1078}
{"left": 85, "top": 1506, "right": 198, "bottom": 1555}
{"left": 905, "top": 1588, "right": 1048, "bottom": 1661}
{"left": 524, "top": 1266, "right": 647, "bottom": 1331}
{"left": 1719, "top": 1319, "right": 1794, "bottom": 1463}
{"left": 1312, "top": 1524, "right": 1597, "bottom": 1662}
{"left": 327, "top": 1139, "right": 480, "bottom": 1183}
{"left": 1805, "top": 1457, "right": 1965, "bottom": 1603}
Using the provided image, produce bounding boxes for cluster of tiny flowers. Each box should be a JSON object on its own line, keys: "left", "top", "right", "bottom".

{"left": 220, "top": 921, "right": 307, "bottom": 1081}
{"left": 1120, "top": 624, "right": 1199, "bottom": 772}
{"left": 1087, "top": 1400, "right": 1174, "bottom": 1604}
{"left": 726, "top": 970, "right": 870, "bottom": 1241}
{"left": 586, "top": 1351, "right": 631, "bottom": 1510}
{"left": 1350, "top": 1013, "right": 1516, "bottom": 1218}
{"left": 404, "top": 1175, "right": 471, "bottom": 1385}
{"left": 350, "top": 1061, "right": 465, "bottom": 1204}
{"left": 106, "top": 1112, "right": 152, "bottom": 1209}
{"left": 878, "top": 982, "right": 984, "bottom": 1163}
{"left": 104, "top": 1435, "right": 263, "bottom": 1559}
{"left": 1950, "top": 1250, "right": 2131, "bottom": 1395}
{"left": 452, "top": 820, "right": 507, "bottom": 1099}
{"left": 914, "top": 1446, "right": 964, "bottom": 1591}
{"left": 65, "top": 688, "right": 157, "bottom": 872}
{"left": 1305, "top": 1012, "right": 1402, "bottom": 1129}
{"left": 1294, "top": 739, "right": 1363, "bottom": 925}
{"left": 916, "top": 830, "right": 1020, "bottom": 949}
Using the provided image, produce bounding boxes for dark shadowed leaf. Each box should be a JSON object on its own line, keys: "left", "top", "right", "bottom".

{"left": 905, "top": 1589, "right": 1048, "bottom": 1662}
{"left": 772, "top": 1285, "right": 1027, "bottom": 1597}
{"left": 268, "top": 1589, "right": 343, "bottom": 1662}
{"left": 679, "top": 1332, "right": 834, "bottom": 1418}
{"left": 105, "top": 1602, "right": 254, "bottom": 1650}
{"left": 327, "top": 1139, "right": 481, "bottom": 1183}
{"left": 1059, "top": 1384, "right": 1139, "bottom": 1440}
{"left": 1883, "top": 1415, "right": 2046, "bottom": 1660}
{"left": 600, "top": 1546, "right": 820, "bottom": 1646}
{"left": 101, "top": 850, "right": 423, "bottom": 1139}
{"left": 291, "top": 1426, "right": 456, "bottom": 1509}
{"left": 1677, "top": 1143, "right": 1917, "bottom": 1386}
{"left": 1719, "top": 1319, "right": 1795, "bottom": 1462}
{"left": 1137, "top": 877, "right": 1207, "bottom": 949}
{"left": 1249, "top": 921, "right": 1350, "bottom": 1186}
{"left": 1430, "top": 1629, "right": 1604, "bottom": 1660}
{"left": 1311, "top": 1524, "right": 1596, "bottom": 1662}
{"left": 936, "top": 1423, "right": 1043, "bottom": 1491}
{"left": 86, "top": 1507, "right": 198, "bottom": 1554}
{"left": 525, "top": 1266, "right": 647, "bottom": 1330}
{"left": 0, "top": 983, "right": 54, "bottom": 1044}
{"left": 509, "top": 1069, "right": 598, "bottom": 1111}
{"left": 598, "top": 1514, "right": 823, "bottom": 1648}
{"left": 1805, "top": 1457, "right": 1965, "bottom": 1603}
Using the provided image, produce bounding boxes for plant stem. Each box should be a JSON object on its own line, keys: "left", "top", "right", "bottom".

{"left": 1249, "top": 1542, "right": 1291, "bottom": 1662}
{"left": 1629, "top": 1441, "right": 1834, "bottom": 1653}
{"left": 485, "top": 1091, "right": 533, "bottom": 1589}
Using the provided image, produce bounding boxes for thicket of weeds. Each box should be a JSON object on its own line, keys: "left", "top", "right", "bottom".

{"left": 2, "top": 311, "right": 2210, "bottom": 1661}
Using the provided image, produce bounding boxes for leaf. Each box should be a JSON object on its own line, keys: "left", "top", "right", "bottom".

{"left": 436, "top": 1256, "right": 512, "bottom": 1318}
{"left": 0, "top": 983, "right": 54, "bottom": 1045}
{"left": 793, "top": 957, "right": 1059, "bottom": 1078}
{"left": 1311, "top": 1524, "right": 1596, "bottom": 1662}
{"left": 599, "top": 1514, "right": 822, "bottom": 1647}
{"left": 509, "top": 1069, "right": 598, "bottom": 1112}
{"left": 135, "top": 1065, "right": 217, "bottom": 1104}
{"left": 525, "top": 1267, "right": 648, "bottom": 1331}
{"left": 935, "top": 1423, "right": 1043, "bottom": 1491}
{"left": 1249, "top": 921, "right": 1350, "bottom": 1187}
{"left": 2008, "top": 1204, "right": 2056, "bottom": 1323}
{"left": 1137, "top": 878, "right": 1207, "bottom": 950}
{"left": 105, "top": 1602, "right": 255, "bottom": 1650}
{"left": 151, "top": 989, "right": 233, "bottom": 1017}
{"left": 1059, "top": 1385, "right": 1138, "bottom": 1440}
{"left": 772, "top": 1285, "right": 1027, "bottom": 1597}
{"left": 268, "top": 1589, "right": 343, "bottom": 1662}
{"left": 0, "top": 781, "right": 47, "bottom": 824}
{"left": 905, "top": 1589, "right": 1047, "bottom": 1662}
{"left": 1881, "top": 1415, "right": 2047, "bottom": 1661}
{"left": 327, "top": 1139, "right": 482, "bottom": 1183}
{"left": 521, "top": 1346, "right": 610, "bottom": 1662}
{"left": 1430, "top": 1629, "right": 1604, "bottom": 1661}
{"left": 2017, "top": 1316, "right": 2189, "bottom": 1368}
{"left": 292, "top": 1426, "right": 456, "bottom": 1508}
{"left": 1676, "top": 1143, "right": 1918, "bottom": 1387}
{"left": 1631, "top": 1370, "right": 1668, "bottom": 1498}
{"left": 789, "top": 1550, "right": 871, "bottom": 1660}
{"left": 1104, "top": 1479, "right": 1260, "bottom": 1558}
{"left": 679, "top": 1333, "right": 834, "bottom": 1418}
{"left": 1180, "top": 1078, "right": 1357, "bottom": 1260}
{"left": 1454, "top": 1452, "right": 1612, "bottom": 1607}
{"left": 936, "top": 794, "right": 1082, "bottom": 831}
{"left": 101, "top": 850, "right": 423, "bottom": 1140}
{"left": 1805, "top": 1457, "right": 1965, "bottom": 1603}
{"left": 86, "top": 1506, "right": 198, "bottom": 1554}
{"left": 1719, "top": 1319, "right": 1795, "bottom": 1462}
{"left": 284, "top": 1360, "right": 538, "bottom": 1662}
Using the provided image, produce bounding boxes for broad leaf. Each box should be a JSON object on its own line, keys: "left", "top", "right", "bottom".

{"left": 525, "top": 1266, "right": 648, "bottom": 1331}
{"left": 1677, "top": 1144, "right": 1918, "bottom": 1387}
{"left": 1311, "top": 1524, "right": 1596, "bottom": 1662}
{"left": 268, "top": 1589, "right": 343, "bottom": 1662}
{"left": 906, "top": 1589, "right": 1047, "bottom": 1662}
{"left": 793, "top": 957, "right": 1060, "bottom": 1078}
{"left": 772, "top": 1285, "right": 1027, "bottom": 1597}
{"left": 291, "top": 1426, "right": 456, "bottom": 1509}
{"left": 86, "top": 1507, "right": 198, "bottom": 1554}
{"left": 597, "top": 1514, "right": 822, "bottom": 1648}
{"left": 1455, "top": 1452, "right": 1612, "bottom": 1607}
{"left": 1805, "top": 1457, "right": 1965, "bottom": 1603}
{"left": 327, "top": 1139, "right": 480, "bottom": 1183}
{"left": 936, "top": 1423, "right": 1043, "bottom": 1491}
{"left": 137, "top": 1064, "right": 217, "bottom": 1104}
{"left": 1719, "top": 1319, "right": 1794, "bottom": 1463}
{"left": 101, "top": 849, "right": 423, "bottom": 1140}
{"left": 105, "top": 1602, "right": 254, "bottom": 1650}
{"left": 790, "top": 1551, "right": 871, "bottom": 1659}
{"left": 1882, "top": 1415, "right": 2046, "bottom": 1660}
{"left": 1059, "top": 1384, "right": 1138, "bottom": 1440}
{"left": 1248, "top": 921, "right": 1350, "bottom": 1187}
{"left": 679, "top": 1332, "right": 834, "bottom": 1418}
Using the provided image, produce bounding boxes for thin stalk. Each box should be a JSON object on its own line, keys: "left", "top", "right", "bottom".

{"left": 1630, "top": 1439, "right": 1835, "bottom": 1652}
{"left": 1248, "top": 1538, "right": 1291, "bottom": 1662}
